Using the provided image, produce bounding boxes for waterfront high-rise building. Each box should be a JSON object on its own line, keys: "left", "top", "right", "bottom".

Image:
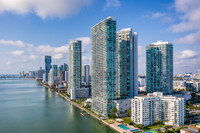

{"left": 68, "top": 40, "right": 82, "bottom": 94}
{"left": 22, "top": 71, "right": 24, "bottom": 77}
{"left": 44, "top": 56, "right": 51, "bottom": 83}
{"left": 60, "top": 71, "right": 65, "bottom": 84}
{"left": 83, "top": 65, "right": 90, "bottom": 86}
{"left": 91, "top": 17, "right": 116, "bottom": 117}
{"left": 65, "top": 71, "right": 69, "bottom": 82}
{"left": 36, "top": 67, "right": 45, "bottom": 80}
{"left": 48, "top": 65, "right": 59, "bottom": 86}
{"left": 146, "top": 41, "right": 173, "bottom": 94}
{"left": 59, "top": 63, "right": 68, "bottom": 71}
{"left": 29, "top": 71, "right": 36, "bottom": 78}
{"left": 59, "top": 65, "right": 64, "bottom": 71}
{"left": 131, "top": 92, "right": 185, "bottom": 126}
{"left": 63, "top": 63, "right": 68, "bottom": 71}
{"left": 116, "top": 28, "right": 138, "bottom": 99}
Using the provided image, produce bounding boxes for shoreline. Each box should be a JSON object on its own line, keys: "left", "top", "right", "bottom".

{"left": 38, "top": 80, "right": 122, "bottom": 133}
{"left": 57, "top": 93, "right": 123, "bottom": 133}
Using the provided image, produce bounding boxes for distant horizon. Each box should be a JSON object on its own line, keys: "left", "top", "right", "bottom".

{"left": 1, "top": 71, "right": 199, "bottom": 76}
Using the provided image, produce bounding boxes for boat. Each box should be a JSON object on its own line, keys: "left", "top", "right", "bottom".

{"left": 80, "top": 112, "right": 86, "bottom": 117}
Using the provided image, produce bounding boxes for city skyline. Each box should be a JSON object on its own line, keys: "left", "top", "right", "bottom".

{"left": 0, "top": 0, "right": 200, "bottom": 75}
{"left": 0, "top": 1, "right": 200, "bottom": 132}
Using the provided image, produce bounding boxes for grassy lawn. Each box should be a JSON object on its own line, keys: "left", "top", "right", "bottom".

{"left": 105, "top": 119, "right": 115, "bottom": 124}
{"left": 122, "top": 117, "right": 132, "bottom": 124}
{"left": 147, "top": 124, "right": 165, "bottom": 129}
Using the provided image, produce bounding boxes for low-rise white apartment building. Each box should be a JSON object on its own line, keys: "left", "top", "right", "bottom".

{"left": 131, "top": 92, "right": 185, "bottom": 126}
{"left": 114, "top": 99, "right": 131, "bottom": 117}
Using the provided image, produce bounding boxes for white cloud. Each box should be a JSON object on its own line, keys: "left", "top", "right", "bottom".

{"left": 82, "top": 56, "right": 91, "bottom": 64}
{"left": 0, "top": 40, "right": 33, "bottom": 47}
{"left": 175, "top": 50, "right": 198, "bottom": 59}
{"left": 0, "top": 0, "right": 94, "bottom": 19}
{"left": 53, "top": 53, "right": 65, "bottom": 60}
{"left": 175, "top": 31, "right": 200, "bottom": 45}
{"left": 152, "top": 12, "right": 172, "bottom": 22}
{"left": 36, "top": 45, "right": 54, "bottom": 54}
{"left": 29, "top": 55, "right": 39, "bottom": 60}
{"left": 169, "top": 0, "right": 200, "bottom": 44}
{"left": 11, "top": 50, "right": 24, "bottom": 56}
{"left": 36, "top": 44, "right": 68, "bottom": 55}
{"left": 1, "top": 37, "right": 91, "bottom": 73}
{"left": 6, "top": 61, "right": 12, "bottom": 65}
{"left": 174, "top": 49, "right": 199, "bottom": 73}
{"left": 138, "top": 45, "right": 145, "bottom": 57}
{"left": 105, "top": 0, "right": 120, "bottom": 8}
{"left": 142, "top": 12, "right": 172, "bottom": 22}
{"left": 54, "top": 45, "right": 69, "bottom": 53}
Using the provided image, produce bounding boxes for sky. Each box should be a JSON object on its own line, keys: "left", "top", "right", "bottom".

{"left": 0, "top": 0, "right": 199, "bottom": 74}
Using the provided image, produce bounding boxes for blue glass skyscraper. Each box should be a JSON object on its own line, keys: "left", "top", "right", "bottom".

{"left": 45, "top": 56, "right": 51, "bottom": 83}
{"left": 116, "top": 28, "right": 138, "bottom": 99}
{"left": 146, "top": 41, "right": 173, "bottom": 94}
{"left": 68, "top": 40, "right": 82, "bottom": 94}
{"left": 91, "top": 17, "right": 116, "bottom": 117}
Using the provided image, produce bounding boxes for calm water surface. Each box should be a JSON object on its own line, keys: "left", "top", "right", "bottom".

{"left": 0, "top": 79, "right": 116, "bottom": 133}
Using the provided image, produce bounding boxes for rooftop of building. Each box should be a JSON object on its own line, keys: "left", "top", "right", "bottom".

{"left": 117, "top": 28, "right": 132, "bottom": 33}
{"left": 70, "top": 40, "right": 82, "bottom": 44}
{"left": 180, "top": 128, "right": 197, "bottom": 133}
{"left": 188, "top": 125, "right": 200, "bottom": 131}
{"left": 135, "top": 92, "right": 184, "bottom": 100}
{"left": 149, "top": 41, "right": 172, "bottom": 46}
{"left": 91, "top": 16, "right": 115, "bottom": 28}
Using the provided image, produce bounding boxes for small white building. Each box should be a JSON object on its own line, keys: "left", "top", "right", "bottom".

{"left": 83, "top": 98, "right": 92, "bottom": 106}
{"left": 139, "top": 86, "right": 146, "bottom": 92}
{"left": 173, "top": 80, "right": 186, "bottom": 90}
{"left": 131, "top": 92, "right": 185, "bottom": 126}
{"left": 42, "top": 73, "right": 46, "bottom": 83}
{"left": 71, "top": 88, "right": 89, "bottom": 100}
{"left": 180, "top": 126, "right": 200, "bottom": 133}
{"left": 115, "top": 99, "right": 131, "bottom": 117}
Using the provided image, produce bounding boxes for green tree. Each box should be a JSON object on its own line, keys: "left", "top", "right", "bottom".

{"left": 164, "top": 129, "right": 173, "bottom": 133}
{"left": 156, "top": 119, "right": 163, "bottom": 125}
{"left": 123, "top": 118, "right": 132, "bottom": 124}
{"left": 126, "top": 109, "right": 131, "bottom": 117}
{"left": 110, "top": 108, "right": 117, "bottom": 118}
{"left": 175, "top": 128, "right": 180, "bottom": 133}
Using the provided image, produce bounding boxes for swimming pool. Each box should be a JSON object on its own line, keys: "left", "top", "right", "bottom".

{"left": 130, "top": 129, "right": 139, "bottom": 132}
{"left": 118, "top": 124, "right": 130, "bottom": 130}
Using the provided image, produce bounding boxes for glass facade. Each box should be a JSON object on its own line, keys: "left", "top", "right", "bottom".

{"left": 68, "top": 40, "right": 82, "bottom": 94}
{"left": 91, "top": 17, "right": 116, "bottom": 117}
{"left": 116, "top": 28, "right": 138, "bottom": 99}
{"left": 146, "top": 41, "right": 173, "bottom": 94}
{"left": 48, "top": 64, "right": 59, "bottom": 85}
{"left": 45, "top": 56, "right": 51, "bottom": 83}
